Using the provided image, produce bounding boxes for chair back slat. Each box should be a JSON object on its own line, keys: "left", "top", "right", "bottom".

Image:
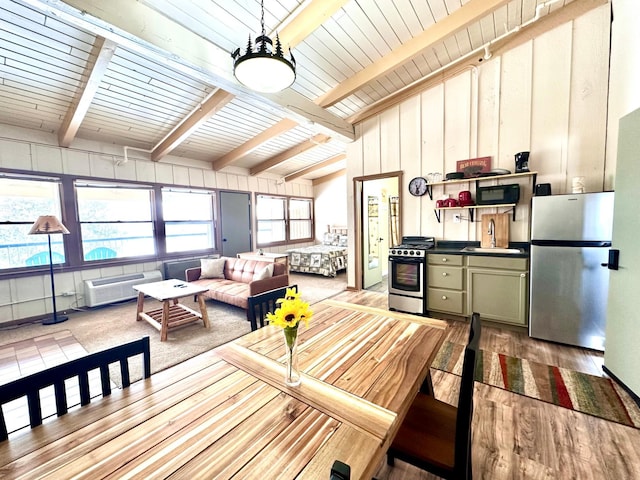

{"left": 121, "top": 358, "right": 132, "bottom": 388}
{"left": 27, "top": 392, "right": 42, "bottom": 429}
{"left": 99, "top": 365, "right": 112, "bottom": 396}
{"left": 247, "top": 285, "right": 298, "bottom": 331}
{"left": 0, "top": 336, "right": 150, "bottom": 441}
{"left": 79, "top": 372, "right": 91, "bottom": 406}
{"left": 54, "top": 381, "right": 68, "bottom": 416}
{"left": 453, "top": 312, "right": 481, "bottom": 479}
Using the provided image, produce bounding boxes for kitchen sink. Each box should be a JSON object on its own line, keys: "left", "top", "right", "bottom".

{"left": 461, "top": 246, "right": 524, "bottom": 254}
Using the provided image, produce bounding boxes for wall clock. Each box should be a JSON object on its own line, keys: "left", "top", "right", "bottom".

{"left": 408, "top": 177, "right": 428, "bottom": 196}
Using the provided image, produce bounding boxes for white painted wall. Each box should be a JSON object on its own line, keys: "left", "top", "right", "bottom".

{"left": 0, "top": 126, "right": 313, "bottom": 324}
{"left": 313, "top": 176, "right": 348, "bottom": 241}
{"left": 346, "top": 5, "right": 612, "bottom": 280}
{"left": 605, "top": 0, "right": 640, "bottom": 182}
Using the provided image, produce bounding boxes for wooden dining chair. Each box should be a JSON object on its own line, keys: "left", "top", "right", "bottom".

{"left": 247, "top": 284, "right": 298, "bottom": 330}
{"left": 0, "top": 336, "right": 151, "bottom": 441}
{"left": 386, "top": 312, "right": 481, "bottom": 480}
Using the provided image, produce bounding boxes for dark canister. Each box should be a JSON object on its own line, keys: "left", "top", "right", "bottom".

{"left": 535, "top": 183, "right": 552, "bottom": 196}
{"left": 515, "top": 151, "right": 530, "bottom": 173}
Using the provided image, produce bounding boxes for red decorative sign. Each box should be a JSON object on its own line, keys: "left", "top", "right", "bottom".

{"left": 456, "top": 156, "right": 492, "bottom": 178}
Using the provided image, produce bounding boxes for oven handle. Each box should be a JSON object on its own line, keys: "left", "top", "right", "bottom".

{"left": 389, "top": 257, "right": 425, "bottom": 264}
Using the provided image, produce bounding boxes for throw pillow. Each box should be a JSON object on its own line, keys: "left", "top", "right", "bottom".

{"left": 199, "top": 258, "right": 226, "bottom": 279}
{"left": 252, "top": 263, "right": 274, "bottom": 281}
{"left": 323, "top": 232, "right": 337, "bottom": 245}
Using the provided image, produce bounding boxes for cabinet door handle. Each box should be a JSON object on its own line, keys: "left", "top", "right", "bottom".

{"left": 442, "top": 258, "right": 448, "bottom": 262}
{"left": 442, "top": 272, "right": 448, "bottom": 276}
{"left": 441, "top": 295, "right": 448, "bottom": 300}
{"left": 520, "top": 273, "right": 526, "bottom": 278}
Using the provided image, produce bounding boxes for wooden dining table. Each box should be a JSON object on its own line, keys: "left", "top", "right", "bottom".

{"left": 0, "top": 299, "right": 448, "bottom": 480}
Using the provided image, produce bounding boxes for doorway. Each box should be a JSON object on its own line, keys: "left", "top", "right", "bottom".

{"left": 353, "top": 172, "right": 402, "bottom": 291}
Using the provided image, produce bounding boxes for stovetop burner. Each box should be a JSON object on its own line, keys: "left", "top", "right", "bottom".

{"left": 393, "top": 236, "right": 435, "bottom": 249}
{"left": 390, "top": 236, "right": 435, "bottom": 257}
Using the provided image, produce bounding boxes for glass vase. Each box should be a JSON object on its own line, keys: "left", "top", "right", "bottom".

{"left": 283, "top": 325, "right": 301, "bottom": 387}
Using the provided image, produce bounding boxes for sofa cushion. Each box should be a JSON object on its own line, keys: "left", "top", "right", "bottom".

{"left": 200, "top": 258, "right": 226, "bottom": 279}
{"left": 190, "top": 278, "right": 250, "bottom": 309}
{"left": 253, "top": 264, "right": 274, "bottom": 281}
{"left": 185, "top": 257, "right": 289, "bottom": 311}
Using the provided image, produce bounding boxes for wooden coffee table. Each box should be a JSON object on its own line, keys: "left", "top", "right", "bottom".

{"left": 132, "top": 279, "right": 210, "bottom": 342}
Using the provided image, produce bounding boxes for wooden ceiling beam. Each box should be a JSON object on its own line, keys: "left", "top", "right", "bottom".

{"left": 53, "top": 0, "right": 354, "bottom": 142}
{"left": 151, "top": 89, "right": 234, "bottom": 161}
{"left": 212, "top": 118, "right": 298, "bottom": 170}
{"left": 315, "top": 0, "right": 510, "bottom": 108}
{"left": 278, "top": 0, "right": 349, "bottom": 48}
{"left": 58, "top": 37, "right": 116, "bottom": 147}
{"left": 249, "top": 134, "right": 331, "bottom": 176}
{"left": 312, "top": 169, "right": 346, "bottom": 186}
{"left": 284, "top": 153, "right": 346, "bottom": 182}
{"left": 347, "top": 0, "right": 608, "bottom": 125}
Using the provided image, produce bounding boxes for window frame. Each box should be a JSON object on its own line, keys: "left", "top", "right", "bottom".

{"left": 160, "top": 187, "right": 218, "bottom": 255}
{"left": 254, "top": 193, "right": 314, "bottom": 248}
{"left": 75, "top": 180, "right": 157, "bottom": 262}
{"left": 0, "top": 173, "right": 67, "bottom": 272}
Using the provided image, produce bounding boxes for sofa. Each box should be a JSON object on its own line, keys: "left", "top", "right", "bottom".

{"left": 185, "top": 257, "right": 289, "bottom": 310}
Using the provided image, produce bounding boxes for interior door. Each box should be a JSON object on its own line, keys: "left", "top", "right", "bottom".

{"left": 604, "top": 108, "right": 640, "bottom": 397}
{"left": 219, "top": 191, "right": 251, "bottom": 257}
{"left": 363, "top": 189, "right": 383, "bottom": 289}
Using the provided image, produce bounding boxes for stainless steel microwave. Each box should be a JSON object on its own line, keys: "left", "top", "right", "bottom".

{"left": 476, "top": 184, "right": 520, "bottom": 205}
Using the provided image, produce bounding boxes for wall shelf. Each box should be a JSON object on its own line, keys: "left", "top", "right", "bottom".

{"left": 426, "top": 171, "right": 538, "bottom": 200}
{"left": 429, "top": 171, "right": 537, "bottom": 223}
{"left": 434, "top": 203, "right": 517, "bottom": 223}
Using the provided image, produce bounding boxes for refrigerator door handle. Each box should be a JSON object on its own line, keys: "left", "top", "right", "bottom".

{"left": 601, "top": 249, "right": 619, "bottom": 270}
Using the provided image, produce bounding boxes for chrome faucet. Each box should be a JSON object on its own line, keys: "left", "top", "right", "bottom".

{"left": 488, "top": 219, "right": 496, "bottom": 248}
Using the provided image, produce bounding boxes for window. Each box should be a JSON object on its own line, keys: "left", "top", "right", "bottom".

{"left": 256, "top": 194, "right": 313, "bottom": 246}
{"left": 162, "top": 188, "right": 215, "bottom": 253}
{"left": 289, "top": 198, "right": 312, "bottom": 240}
{"left": 76, "top": 182, "right": 155, "bottom": 260}
{"left": 256, "top": 195, "right": 286, "bottom": 244}
{"left": 0, "top": 175, "right": 65, "bottom": 270}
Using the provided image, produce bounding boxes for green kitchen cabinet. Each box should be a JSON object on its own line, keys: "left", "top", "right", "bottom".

{"left": 427, "top": 254, "right": 466, "bottom": 316}
{"left": 466, "top": 256, "right": 528, "bottom": 326}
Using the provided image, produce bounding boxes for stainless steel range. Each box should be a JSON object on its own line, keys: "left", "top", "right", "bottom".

{"left": 388, "top": 236, "right": 434, "bottom": 315}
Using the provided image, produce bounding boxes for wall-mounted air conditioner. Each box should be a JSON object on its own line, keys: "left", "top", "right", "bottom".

{"left": 84, "top": 270, "right": 162, "bottom": 307}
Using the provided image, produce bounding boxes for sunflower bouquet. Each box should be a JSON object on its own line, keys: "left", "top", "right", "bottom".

{"left": 266, "top": 287, "right": 313, "bottom": 386}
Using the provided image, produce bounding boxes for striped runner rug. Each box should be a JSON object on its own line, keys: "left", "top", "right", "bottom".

{"left": 432, "top": 341, "right": 640, "bottom": 429}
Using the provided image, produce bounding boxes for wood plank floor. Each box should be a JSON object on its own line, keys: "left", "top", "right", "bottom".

{"left": 2, "top": 288, "right": 639, "bottom": 479}
{"left": 333, "top": 290, "right": 640, "bottom": 480}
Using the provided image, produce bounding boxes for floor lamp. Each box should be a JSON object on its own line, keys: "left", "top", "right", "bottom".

{"left": 28, "top": 215, "right": 70, "bottom": 325}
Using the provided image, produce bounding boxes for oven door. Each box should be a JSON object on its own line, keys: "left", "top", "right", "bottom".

{"left": 388, "top": 256, "right": 425, "bottom": 297}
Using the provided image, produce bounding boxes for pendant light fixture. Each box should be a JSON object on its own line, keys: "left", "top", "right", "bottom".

{"left": 231, "top": 0, "right": 296, "bottom": 93}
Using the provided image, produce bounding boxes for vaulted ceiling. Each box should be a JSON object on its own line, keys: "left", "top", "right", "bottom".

{"left": 0, "top": 0, "right": 599, "bottom": 183}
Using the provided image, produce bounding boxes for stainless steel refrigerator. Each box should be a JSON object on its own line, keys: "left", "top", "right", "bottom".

{"left": 529, "top": 192, "right": 614, "bottom": 350}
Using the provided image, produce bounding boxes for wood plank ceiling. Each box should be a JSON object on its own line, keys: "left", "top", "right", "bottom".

{"left": 0, "top": 0, "right": 596, "bottom": 182}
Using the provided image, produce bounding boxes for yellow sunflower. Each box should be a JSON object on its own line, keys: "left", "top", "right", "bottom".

{"left": 266, "top": 289, "right": 313, "bottom": 329}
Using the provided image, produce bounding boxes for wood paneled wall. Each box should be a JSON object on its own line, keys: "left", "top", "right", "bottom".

{"left": 347, "top": 5, "right": 611, "bottom": 249}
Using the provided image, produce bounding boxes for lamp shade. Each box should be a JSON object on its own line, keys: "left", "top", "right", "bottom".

{"left": 233, "top": 54, "right": 296, "bottom": 93}
{"left": 28, "top": 215, "right": 70, "bottom": 235}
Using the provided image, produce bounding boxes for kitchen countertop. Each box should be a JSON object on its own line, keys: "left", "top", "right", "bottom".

{"left": 429, "top": 241, "right": 530, "bottom": 258}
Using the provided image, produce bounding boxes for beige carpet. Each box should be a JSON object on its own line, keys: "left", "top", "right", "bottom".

{"left": 0, "top": 271, "right": 347, "bottom": 384}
